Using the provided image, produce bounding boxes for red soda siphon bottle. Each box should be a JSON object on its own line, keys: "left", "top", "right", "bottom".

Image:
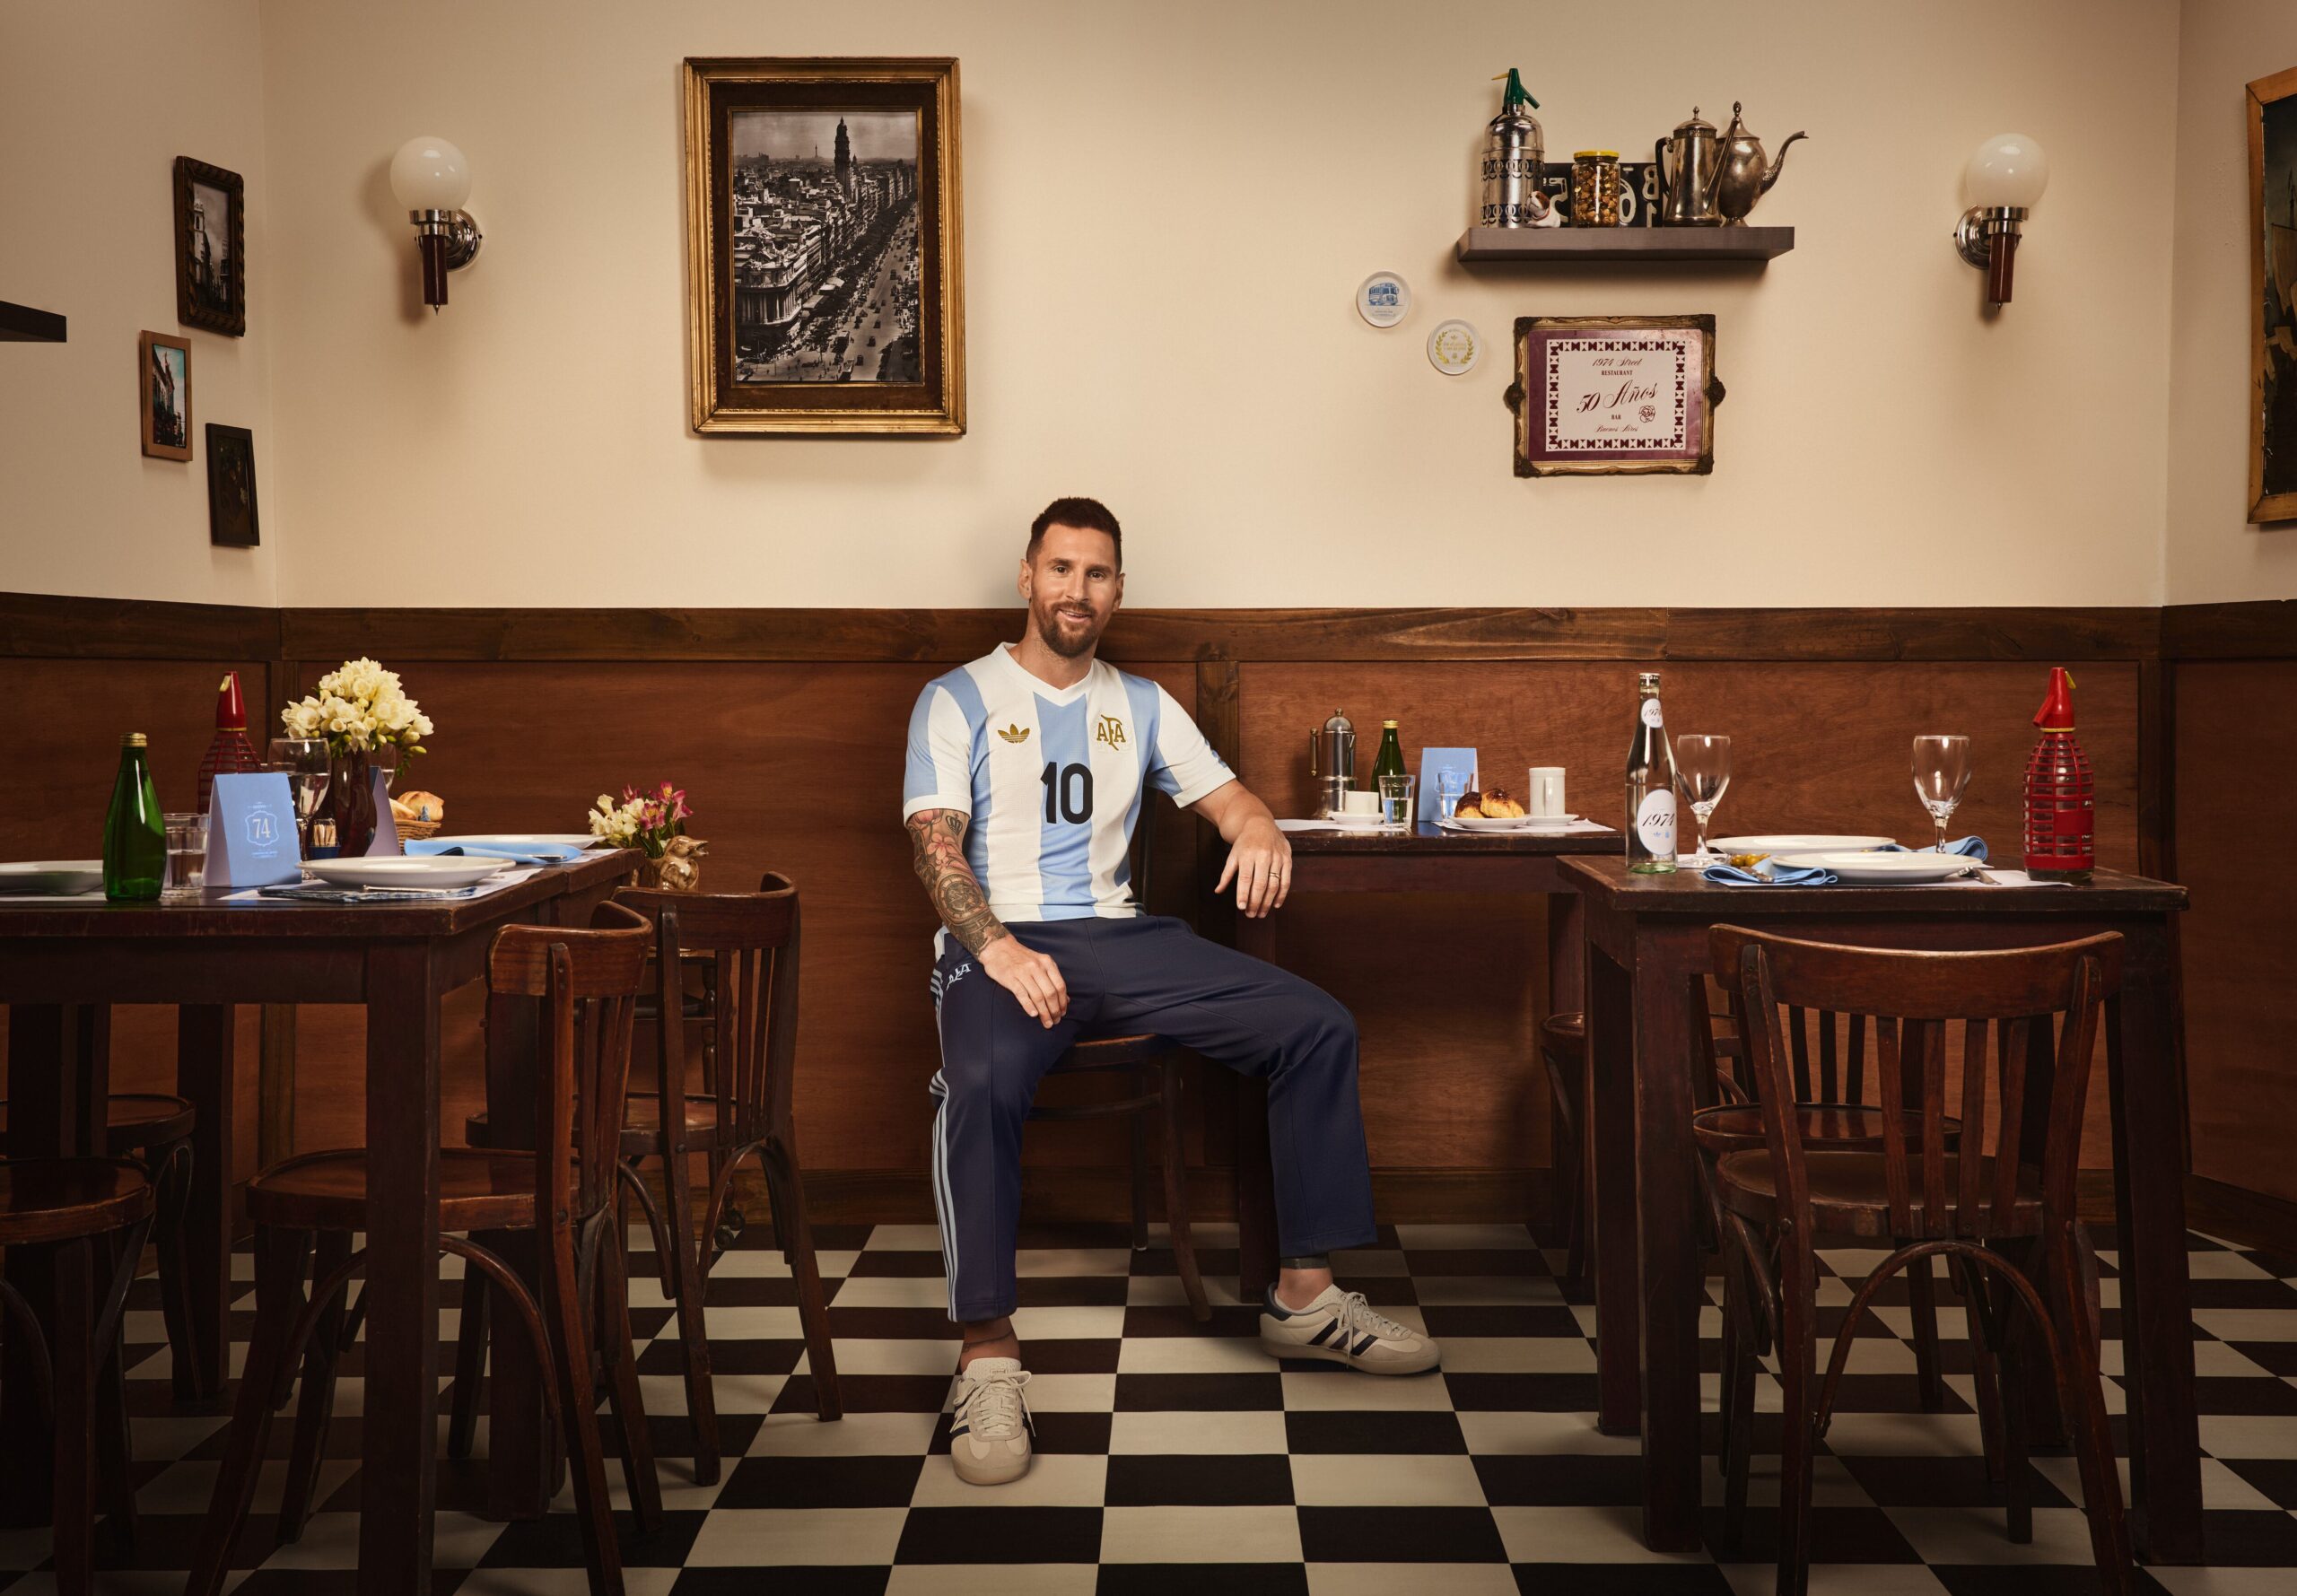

{"left": 196, "top": 671, "right": 263, "bottom": 813}
{"left": 2022, "top": 667, "right": 2093, "bottom": 884}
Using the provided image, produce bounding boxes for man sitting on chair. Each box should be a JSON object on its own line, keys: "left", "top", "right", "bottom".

{"left": 902, "top": 496, "right": 1438, "bottom": 1487}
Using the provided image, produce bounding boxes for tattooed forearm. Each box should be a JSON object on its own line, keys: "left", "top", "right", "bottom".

{"left": 906, "top": 810, "right": 1010, "bottom": 955}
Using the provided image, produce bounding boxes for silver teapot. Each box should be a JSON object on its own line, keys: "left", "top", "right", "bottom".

{"left": 1653, "top": 108, "right": 1725, "bottom": 226}
{"left": 1711, "top": 101, "right": 1805, "bottom": 224}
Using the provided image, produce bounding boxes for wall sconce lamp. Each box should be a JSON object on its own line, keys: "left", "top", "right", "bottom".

{"left": 389, "top": 136, "right": 482, "bottom": 310}
{"left": 1954, "top": 134, "right": 2049, "bottom": 306}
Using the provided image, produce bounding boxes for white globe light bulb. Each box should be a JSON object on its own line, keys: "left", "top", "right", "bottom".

{"left": 389, "top": 136, "right": 472, "bottom": 212}
{"left": 1964, "top": 134, "right": 2048, "bottom": 211}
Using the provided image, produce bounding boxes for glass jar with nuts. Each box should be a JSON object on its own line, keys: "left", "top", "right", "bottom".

{"left": 1570, "top": 150, "right": 1622, "bottom": 226}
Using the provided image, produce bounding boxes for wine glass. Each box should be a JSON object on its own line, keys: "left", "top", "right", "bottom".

{"left": 1673, "top": 735, "right": 1732, "bottom": 859}
{"left": 1910, "top": 734, "right": 1972, "bottom": 853}
{"left": 267, "top": 737, "right": 330, "bottom": 858}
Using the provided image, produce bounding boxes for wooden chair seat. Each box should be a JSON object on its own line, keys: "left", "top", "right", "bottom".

{"left": 0, "top": 1157, "right": 154, "bottom": 1243}
{"left": 1692, "top": 1103, "right": 1960, "bottom": 1158}
{"left": 1716, "top": 1147, "right": 2045, "bottom": 1240}
{"left": 0, "top": 1093, "right": 196, "bottom": 1156}
{"left": 467, "top": 1095, "right": 733, "bottom": 1159}
{"left": 1048, "top": 1032, "right": 1176, "bottom": 1070}
{"left": 248, "top": 1146, "right": 557, "bottom": 1234}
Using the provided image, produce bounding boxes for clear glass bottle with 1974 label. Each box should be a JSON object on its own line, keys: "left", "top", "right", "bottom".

{"left": 1625, "top": 672, "right": 1679, "bottom": 874}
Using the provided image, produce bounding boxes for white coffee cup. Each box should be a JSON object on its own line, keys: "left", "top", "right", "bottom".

{"left": 1341, "top": 788, "right": 1382, "bottom": 816}
{"left": 1528, "top": 767, "right": 1567, "bottom": 817}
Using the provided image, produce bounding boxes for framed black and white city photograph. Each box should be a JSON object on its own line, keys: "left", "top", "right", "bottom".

{"left": 173, "top": 157, "right": 246, "bottom": 336}
{"left": 139, "top": 330, "right": 192, "bottom": 460}
{"left": 205, "top": 423, "right": 258, "bottom": 546}
{"left": 684, "top": 57, "right": 965, "bottom": 435}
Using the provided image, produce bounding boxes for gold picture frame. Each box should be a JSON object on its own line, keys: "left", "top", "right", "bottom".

{"left": 2249, "top": 64, "right": 2297, "bottom": 523}
{"left": 683, "top": 57, "right": 965, "bottom": 436}
{"left": 139, "top": 330, "right": 193, "bottom": 461}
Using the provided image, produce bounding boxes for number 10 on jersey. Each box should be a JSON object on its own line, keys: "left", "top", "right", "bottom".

{"left": 1041, "top": 762, "right": 1093, "bottom": 824}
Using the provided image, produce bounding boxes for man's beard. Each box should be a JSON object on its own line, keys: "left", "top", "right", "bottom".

{"left": 1033, "top": 600, "right": 1102, "bottom": 658}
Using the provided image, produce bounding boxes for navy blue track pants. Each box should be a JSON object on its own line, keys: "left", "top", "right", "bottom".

{"left": 928, "top": 914, "right": 1377, "bottom": 1321}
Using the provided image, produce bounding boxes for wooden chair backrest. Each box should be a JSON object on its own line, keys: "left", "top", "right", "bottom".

{"left": 1708, "top": 925, "right": 2123, "bottom": 1240}
{"left": 616, "top": 873, "right": 800, "bottom": 1141}
{"left": 486, "top": 900, "right": 651, "bottom": 1221}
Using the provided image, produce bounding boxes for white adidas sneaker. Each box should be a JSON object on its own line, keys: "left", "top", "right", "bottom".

{"left": 1260, "top": 1285, "right": 1441, "bottom": 1374}
{"left": 948, "top": 1356, "right": 1035, "bottom": 1486}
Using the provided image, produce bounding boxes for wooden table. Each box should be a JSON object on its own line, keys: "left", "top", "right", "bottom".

{"left": 0, "top": 851, "right": 633, "bottom": 1591}
{"left": 1231, "top": 824, "right": 1623, "bottom": 1294}
{"left": 1564, "top": 855, "right": 2199, "bottom": 1564}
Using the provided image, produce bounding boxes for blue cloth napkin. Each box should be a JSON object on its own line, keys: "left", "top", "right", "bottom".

{"left": 1702, "top": 859, "right": 1839, "bottom": 887}
{"left": 405, "top": 838, "right": 590, "bottom": 865}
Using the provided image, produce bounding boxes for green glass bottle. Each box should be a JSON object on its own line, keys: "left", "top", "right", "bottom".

{"left": 103, "top": 732, "right": 165, "bottom": 903}
{"left": 1371, "top": 720, "right": 1407, "bottom": 784}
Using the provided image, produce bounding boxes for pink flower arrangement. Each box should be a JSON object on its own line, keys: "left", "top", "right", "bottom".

{"left": 587, "top": 781, "right": 695, "bottom": 859}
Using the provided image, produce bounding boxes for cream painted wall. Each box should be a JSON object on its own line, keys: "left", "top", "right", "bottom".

{"left": 2167, "top": 0, "right": 2297, "bottom": 602}
{"left": 252, "top": 0, "right": 2180, "bottom": 610}
{"left": 0, "top": 0, "right": 277, "bottom": 606}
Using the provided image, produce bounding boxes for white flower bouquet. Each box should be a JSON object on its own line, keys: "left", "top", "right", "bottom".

{"left": 280, "top": 657, "right": 434, "bottom": 775}
{"left": 588, "top": 782, "right": 694, "bottom": 859}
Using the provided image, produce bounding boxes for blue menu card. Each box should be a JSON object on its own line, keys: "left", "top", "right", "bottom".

{"left": 1417, "top": 746, "right": 1479, "bottom": 824}
{"left": 205, "top": 772, "right": 302, "bottom": 888}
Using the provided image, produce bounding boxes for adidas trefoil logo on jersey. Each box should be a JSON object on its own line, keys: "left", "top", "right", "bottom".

{"left": 997, "top": 724, "right": 1031, "bottom": 744}
{"left": 1095, "top": 715, "right": 1127, "bottom": 749}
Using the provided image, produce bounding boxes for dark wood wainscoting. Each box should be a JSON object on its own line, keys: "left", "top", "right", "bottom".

{"left": 8, "top": 591, "right": 2284, "bottom": 1234}
{"left": 2168, "top": 602, "right": 2297, "bottom": 1217}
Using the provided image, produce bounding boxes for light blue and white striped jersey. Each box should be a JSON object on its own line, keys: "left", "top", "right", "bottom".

{"left": 903, "top": 647, "right": 1234, "bottom": 926}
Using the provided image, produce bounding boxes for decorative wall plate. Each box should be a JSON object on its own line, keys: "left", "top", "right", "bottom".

{"left": 1356, "top": 271, "right": 1411, "bottom": 327}
{"left": 1428, "top": 318, "right": 1481, "bottom": 374}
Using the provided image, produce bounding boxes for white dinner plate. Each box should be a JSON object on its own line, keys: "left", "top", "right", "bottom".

{"left": 304, "top": 857, "right": 509, "bottom": 891}
{"left": 1316, "top": 812, "right": 1393, "bottom": 831}
{"left": 0, "top": 860, "right": 105, "bottom": 894}
{"left": 1711, "top": 833, "right": 1894, "bottom": 857}
{"left": 1777, "top": 850, "right": 1980, "bottom": 884}
{"left": 1447, "top": 814, "right": 1533, "bottom": 832}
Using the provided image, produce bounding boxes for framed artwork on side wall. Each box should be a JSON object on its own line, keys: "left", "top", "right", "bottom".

{"left": 205, "top": 424, "right": 258, "bottom": 546}
{"left": 683, "top": 57, "right": 965, "bottom": 435}
{"left": 173, "top": 157, "right": 246, "bottom": 337}
{"left": 2249, "top": 65, "right": 2297, "bottom": 523}
{"left": 139, "top": 331, "right": 192, "bottom": 460}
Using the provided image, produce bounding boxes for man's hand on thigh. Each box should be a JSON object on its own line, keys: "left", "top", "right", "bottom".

{"left": 980, "top": 937, "right": 1070, "bottom": 1027}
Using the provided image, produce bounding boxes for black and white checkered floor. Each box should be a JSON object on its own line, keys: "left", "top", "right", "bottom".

{"left": 14, "top": 1219, "right": 2297, "bottom": 1593}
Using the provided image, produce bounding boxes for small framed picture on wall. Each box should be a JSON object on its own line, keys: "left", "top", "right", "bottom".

{"left": 139, "top": 330, "right": 193, "bottom": 460}
{"left": 205, "top": 424, "right": 258, "bottom": 546}
{"left": 173, "top": 156, "right": 246, "bottom": 337}
{"left": 1505, "top": 314, "right": 1725, "bottom": 477}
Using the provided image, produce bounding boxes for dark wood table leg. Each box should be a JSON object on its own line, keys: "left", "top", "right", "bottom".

{"left": 2107, "top": 938, "right": 2205, "bottom": 1565}
{"left": 176, "top": 1005, "right": 237, "bottom": 1403}
{"left": 1234, "top": 913, "right": 1279, "bottom": 1299}
{"left": 358, "top": 945, "right": 442, "bottom": 1593}
{"left": 0, "top": 1002, "right": 106, "bottom": 1526}
{"left": 1586, "top": 946, "right": 1641, "bottom": 1437}
{"left": 1629, "top": 933, "right": 1703, "bottom": 1552}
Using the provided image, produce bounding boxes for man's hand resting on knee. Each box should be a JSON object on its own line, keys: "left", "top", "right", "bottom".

{"left": 982, "top": 936, "right": 1069, "bottom": 1027}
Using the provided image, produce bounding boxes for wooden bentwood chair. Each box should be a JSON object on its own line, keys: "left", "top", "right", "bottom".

{"left": 0, "top": 1155, "right": 155, "bottom": 1596}
{"left": 456, "top": 872, "right": 843, "bottom": 1488}
{"left": 189, "top": 903, "right": 661, "bottom": 1596}
{"left": 1026, "top": 815, "right": 1209, "bottom": 1321}
{"left": 1707, "top": 926, "right": 2131, "bottom": 1596}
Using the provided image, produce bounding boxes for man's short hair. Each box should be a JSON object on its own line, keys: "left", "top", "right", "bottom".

{"left": 1026, "top": 496, "right": 1122, "bottom": 570}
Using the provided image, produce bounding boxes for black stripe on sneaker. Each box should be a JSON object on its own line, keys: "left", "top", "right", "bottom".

{"left": 1308, "top": 1320, "right": 1340, "bottom": 1347}
{"left": 948, "top": 1424, "right": 969, "bottom": 1437}
{"left": 1352, "top": 1334, "right": 1378, "bottom": 1356}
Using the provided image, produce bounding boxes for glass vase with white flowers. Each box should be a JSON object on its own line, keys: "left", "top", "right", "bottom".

{"left": 589, "top": 783, "right": 706, "bottom": 890}
{"left": 279, "top": 658, "right": 433, "bottom": 858}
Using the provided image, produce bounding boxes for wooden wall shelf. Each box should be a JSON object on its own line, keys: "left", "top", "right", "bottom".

{"left": 1456, "top": 226, "right": 1794, "bottom": 264}
{"left": 0, "top": 300, "right": 66, "bottom": 342}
